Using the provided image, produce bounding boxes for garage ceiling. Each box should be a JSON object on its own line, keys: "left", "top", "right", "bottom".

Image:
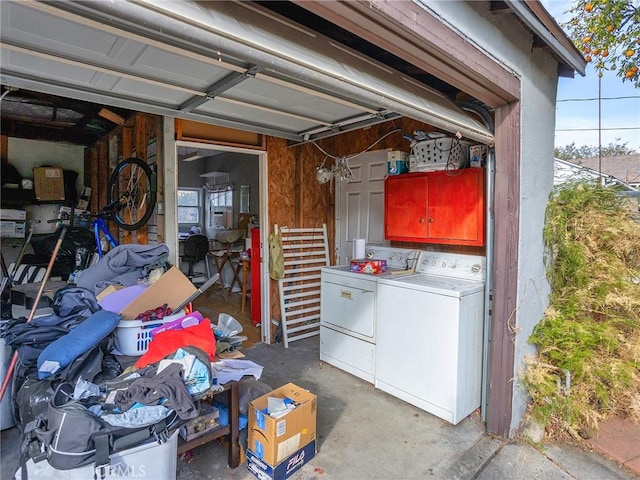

{"left": 0, "top": 1, "right": 494, "bottom": 146}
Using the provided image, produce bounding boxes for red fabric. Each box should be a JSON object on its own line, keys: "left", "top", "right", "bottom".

{"left": 134, "top": 318, "right": 216, "bottom": 368}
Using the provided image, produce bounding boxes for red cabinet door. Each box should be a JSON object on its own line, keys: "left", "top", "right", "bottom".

{"left": 384, "top": 174, "right": 428, "bottom": 240}
{"left": 427, "top": 169, "right": 484, "bottom": 245}
{"left": 384, "top": 169, "right": 484, "bottom": 246}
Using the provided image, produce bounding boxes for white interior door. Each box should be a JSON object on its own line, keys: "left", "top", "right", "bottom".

{"left": 336, "top": 150, "right": 389, "bottom": 265}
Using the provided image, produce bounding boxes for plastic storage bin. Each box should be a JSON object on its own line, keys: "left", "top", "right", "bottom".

{"left": 16, "top": 430, "right": 179, "bottom": 480}
{"left": 114, "top": 310, "right": 186, "bottom": 356}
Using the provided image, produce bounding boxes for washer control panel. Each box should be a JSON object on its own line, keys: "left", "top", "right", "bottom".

{"left": 414, "top": 252, "right": 486, "bottom": 281}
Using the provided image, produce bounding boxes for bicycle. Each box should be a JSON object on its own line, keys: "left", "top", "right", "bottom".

{"left": 54, "top": 158, "right": 158, "bottom": 280}
{"left": 107, "top": 157, "right": 157, "bottom": 232}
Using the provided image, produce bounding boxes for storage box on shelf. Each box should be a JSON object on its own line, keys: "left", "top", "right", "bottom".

{"left": 0, "top": 220, "right": 26, "bottom": 238}
{"left": 33, "top": 167, "right": 65, "bottom": 201}
{"left": 0, "top": 209, "right": 27, "bottom": 221}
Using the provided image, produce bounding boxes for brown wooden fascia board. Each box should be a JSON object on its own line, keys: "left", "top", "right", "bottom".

{"left": 524, "top": 0, "right": 584, "bottom": 67}
{"left": 293, "top": 0, "right": 520, "bottom": 107}
{"left": 490, "top": 1, "right": 513, "bottom": 14}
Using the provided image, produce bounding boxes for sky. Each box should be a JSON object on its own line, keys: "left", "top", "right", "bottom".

{"left": 540, "top": 0, "right": 640, "bottom": 152}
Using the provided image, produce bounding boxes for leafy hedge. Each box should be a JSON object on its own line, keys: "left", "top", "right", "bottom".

{"left": 525, "top": 183, "right": 640, "bottom": 439}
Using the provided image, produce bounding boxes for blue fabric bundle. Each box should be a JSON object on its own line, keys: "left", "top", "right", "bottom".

{"left": 37, "top": 309, "right": 122, "bottom": 379}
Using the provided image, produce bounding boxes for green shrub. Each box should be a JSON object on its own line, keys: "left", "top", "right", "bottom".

{"left": 525, "top": 182, "right": 640, "bottom": 439}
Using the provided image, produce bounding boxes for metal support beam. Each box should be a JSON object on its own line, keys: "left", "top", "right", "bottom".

{"left": 179, "top": 65, "right": 264, "bottom": 112}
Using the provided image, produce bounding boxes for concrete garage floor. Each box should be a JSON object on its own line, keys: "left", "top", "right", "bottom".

{"left": 2, "top": 337, "right": 637, "bottom": 480}
{"left": 175, "top": 338, "right": 636, "bottom": 480}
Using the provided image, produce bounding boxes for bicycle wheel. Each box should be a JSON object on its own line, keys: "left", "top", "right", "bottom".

{"left": 107, "top": 157, "right": 157, "bottom": 231}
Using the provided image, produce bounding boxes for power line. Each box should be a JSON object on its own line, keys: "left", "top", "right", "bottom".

{"left": 557, "top": 95, "right": 640, "bottom": 102}
{"left": 556, "top": 127, "right": 640, "bottom": 131}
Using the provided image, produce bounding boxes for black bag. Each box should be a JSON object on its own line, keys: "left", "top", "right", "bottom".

{"left": 2, "top": 286, "right": 101, "bottom": 367}
{"left": 13, "top": 335, "right": 120, "bottom": 432}
{"left": 28, "top": 383, "right": 177, "bottom": 475}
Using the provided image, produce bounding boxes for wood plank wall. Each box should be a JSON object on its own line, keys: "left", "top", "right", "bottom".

{"left": 84, "top": 113, "right": 162, "bottom": 248}
{"left": 263, "top": 117, "right": 481, "bottom": 339}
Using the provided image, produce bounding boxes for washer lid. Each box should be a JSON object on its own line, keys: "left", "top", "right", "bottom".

{"left": 378, "top": 273, "right": 485, "bottom": 297}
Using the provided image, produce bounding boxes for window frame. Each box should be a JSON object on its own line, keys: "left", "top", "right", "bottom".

{"left": 177, "top": 187, "right": 201, "bottom": 225}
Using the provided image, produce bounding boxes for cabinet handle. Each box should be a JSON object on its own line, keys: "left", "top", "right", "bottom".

{"left": 419, "top": 217, "right": 425, "bottom": 223}
{"left": 429, "top": 218, "right": 434, "bottom": 223}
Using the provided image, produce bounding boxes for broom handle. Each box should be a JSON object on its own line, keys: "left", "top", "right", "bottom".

{"left": 0, "top": 226, "right": 67, "bottom": 402}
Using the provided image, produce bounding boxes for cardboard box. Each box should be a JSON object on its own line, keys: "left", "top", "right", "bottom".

{"left": 119, "top": 266, "right": 197, "bottom": 320}
{"left": 33, "top": 167, "right": 65, "bottom": 201}
{"left": 247, "top": 440, "right": 316, "bottom": 480}
{"left": 349, "top": 259, "right": 387, "bottom": 274}
{"left": 248, "top": 383, "right": 317, "bottom": 466}
{"left": 0, "top": 220, "right": 26, "bottom": 238}
{"left": 0, "top": 209, "right": 27, "bottom": 221}
{"left": 96, "top": 285, "right": 124, "bottom": 301}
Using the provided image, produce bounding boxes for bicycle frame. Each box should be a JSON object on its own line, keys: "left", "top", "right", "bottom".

{"left": 93, "top": 215, "right": 118, "bottom": 258}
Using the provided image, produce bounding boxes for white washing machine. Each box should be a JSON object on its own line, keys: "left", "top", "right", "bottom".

{"left": 376, "top": 252, "right": 486, "bottom": 425}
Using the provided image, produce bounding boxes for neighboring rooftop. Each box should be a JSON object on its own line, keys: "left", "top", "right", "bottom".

{"left": 573, "top": 155, "right": 640, "bottom": 187}
{"left": 554, "top": 156, "right": 640, "bottom": 191}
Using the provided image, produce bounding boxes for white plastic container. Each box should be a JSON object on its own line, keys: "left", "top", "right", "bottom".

{"left": 409, "top": 138, "right": 471, "bottom": 172}
{"left": 16, "top": 430, "right": 178, "bottom": 480}
{"left": 114, "top": 310, "right": 186, "bottom": 356}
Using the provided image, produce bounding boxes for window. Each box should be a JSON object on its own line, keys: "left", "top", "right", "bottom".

{"left": 208, "top": 185, "right": 233, "bottom": 208}
{"left": 177, "top": 189, "right": 200, "bottom": 224}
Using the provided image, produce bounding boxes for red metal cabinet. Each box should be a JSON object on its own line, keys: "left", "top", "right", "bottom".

{"left": 384, "top": 169, "right": 485, "bottom": 246}
{"left": 250, "top": 228, "right": 261, "bottom": 326}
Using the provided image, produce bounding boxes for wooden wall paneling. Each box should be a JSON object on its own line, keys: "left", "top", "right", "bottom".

{"left": 146, "top": 115, "right": 161, "bottom": 246}
{"left": 134, "top": 113, "right": 148, "bottom": 160}
{"left": 294, "top": 144, "right": 334, "bottom": 262}
{"left": 86, "top": 142, "right": 101, "bottom": 213}
{"left": 98, "top": 141, "right": 110, "bottom": 217}
{"left": 266, "top": 136, "right": 297, "bottom": 339}
{"left": 294, "top": 150, "right": 302, "bottom": 226}
{"left": 134, "top": 114, "right": 149, "bottom": 246}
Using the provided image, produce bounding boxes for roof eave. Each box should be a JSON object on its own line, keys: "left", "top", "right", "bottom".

{"left": 505, "top": 0, "right": 586, "bottom": 77}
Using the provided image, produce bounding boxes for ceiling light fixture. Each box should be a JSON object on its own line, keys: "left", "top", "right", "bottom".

{"left": 181, "top": 151, "right": 203, "bottom": 162}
